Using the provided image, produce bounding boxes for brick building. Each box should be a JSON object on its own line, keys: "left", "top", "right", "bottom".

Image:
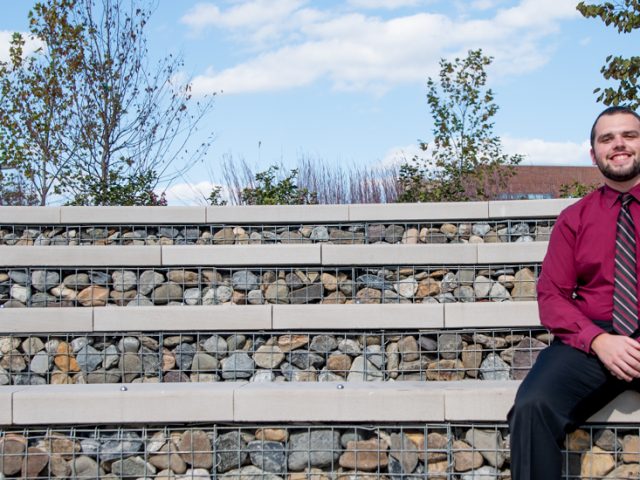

{"left": 499, "top": 165, "right": 602, "bottom": 199}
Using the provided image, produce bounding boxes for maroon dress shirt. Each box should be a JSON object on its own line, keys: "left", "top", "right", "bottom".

{"left": 537, "top": 183, "right": 640, "bottom": 353}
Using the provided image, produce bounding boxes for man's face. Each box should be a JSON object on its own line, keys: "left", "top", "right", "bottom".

{"left": 591, "top": 112, "right": 640, "bottom": 184}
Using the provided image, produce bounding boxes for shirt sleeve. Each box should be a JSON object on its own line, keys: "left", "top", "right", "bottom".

{"left": 537, "top": 209, "right": 605, "bottom": 353}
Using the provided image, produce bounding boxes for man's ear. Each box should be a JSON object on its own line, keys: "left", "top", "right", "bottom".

{"left": 590, "top": 149, "right": 596, "bottom": 166}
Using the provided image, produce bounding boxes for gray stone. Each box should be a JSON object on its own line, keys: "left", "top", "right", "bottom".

{"left": 99, "top": 432, "right": 143, "bottom": 461}
{"left": 511, "top": 337, "right": 547, "bottom": 380}
{"left": 461, "top": 466, "right": 499, "bottom": 480}
{"left": 438, "top": 334, "right": 462, "bottom": 360}
{"left": 435, "top": 292, "right": 456, "bottom": 303}
{"left": 221, "top": 353, "right": 255, "bottom": 379}
{"left": 419, "top": 336, "right": 438, "bottom": 351}
{"left": 221, "top": 465, "right": 283, "bottom": 480}
{"left": 232, "top": 271, "right": 259, "bottom": 291}
{"left": 184, "top": 288, "right": 202, "bottom": 305}
{"left": 356, "top": 274, "right": 385, "bottom": 290}
{"left": 139, "top": 271, "right": 165, "bottom": 295}
{"left": 103, "top": 345, "right": 120, "bottom": 369}
{"left": 118, "top": 337, "right": 140, "bottom": 353}
{"left": 440, "top": 272, "right": 457, "bottom": 292}
{"left": 454, "top": 285, "right": 474, "bottom": 302}
{"left": 76, "top": 345, "right": 102, "bottom": 373}
{"left": 265, "top": 281, "right": 289, "bottom": 304}
{"left": 480, "top": 353, "right": 510, "bottom": 381}
{"left": 8, "top": 270, "right": 29, "bottom": 285}
{"left": 119, "top": 353, "right": 142, "bottom": 382}
{"left": 489, "top": 282, "right": 511, "bottom": 301}
{"left": 216, "top": 431, "right": 248, "bottom": 473}
{"left": 140, "top": 346, "right": 161, "bottom": 375}
{"left": 385, "top": 225, "right": 405, "bottom": 243}
{"left": 254, "top": 345, "right": 285, "bottom": 369}
{"left": 248, "top": 441, "right": 286, "bottom": 473}
{"left": 0, "top": 367, "right": 9, "bottom": 385}
{"left": 71, "top": 455, "right": 105, "bottom": 478}
{"left": 152, "top": 283, "right": 183, "bottom": 304}
{"left": 89, "top": 271, "right": 110, "bottom": 286}
{"left": 368, "top": 224, "right": 386, "bottom": 242}
{"left": 112, "top": 270, "right": 137, "bottom": 292}
{"left": 174, "top": 343, "right": 196, "bottom": 370}
{"left": 510, "top": 222, "right": 531, "bottom": 236}
{"left": 202, "top": 335, "right": 228, "bottom": 359}
{"left": 347, "top": 356, "right": 384, "bottom": 381}
{"left": 30, "top": 292, "right": 56, "bottom": 307}
{"left": 159, "top": 227, "right": 180, "bottom": 238}
{"left": 111, "top": 456, "right": 156, "bottom": 478}
{"left": 394, "top": 278, "right": 418, "bottom": 298}
{"left": 216, "top": 285, "right": 234, "bottom": 303}
{"left": 191, "top": 352, "right": 218, "bottom": 372}
{"left": 465, "top": 428, "right": 506, "bottom": 468}
{"left": 472, "top": 223, "right": 492, "bottom": 237}
{"left": 456, "top": 269, "right": 476, "bottom": 285}
{"left": 31, "top": 270, "right": 60, "bottom": 292}
{"left": 390, "top": 432, "right": 419, "bottom": 474}
{"left": 310, "top": 335, "right": 337, "bottom": 353}
{"left": 127, "top": 295, "right": 154, "bottom": 306}
{"left": 310, "top": 226, "right": 329, "bottom": 242}
{"left": 473, "top": 275, "right": 493, "bottom": 299}
{"left": 252, "top": 370, "right": 276, "bottom": 382}
{"left": 10, "top": 285, "right": 30, "bottom": 304}
{"left": 289, "top": 283, "right": 324, "bottom": 304}
{"left": 288, "top": 351, "right": 325, "bottom": 370}
{"left": 338, "top": 339, "right": 361, "bottom": 356}
{"left": 29, "top": 351, "right": 51, "bottom": 375}
{"left": 288, "top": 430, "right": 341, "bottom": 470}
{"left": 364, "top": 345, "right": 385, "bottom": 369}
{"left": 247, "top": 289, "right": 264, "bottom": 305}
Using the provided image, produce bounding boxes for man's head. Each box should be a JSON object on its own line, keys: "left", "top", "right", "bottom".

{"left": 590, "top": 106, "right": 640, "bottom": 187}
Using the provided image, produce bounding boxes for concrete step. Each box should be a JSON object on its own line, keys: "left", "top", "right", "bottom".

{"left": 3, "top": 380, "right": 638, "bottom": 426}
{"left": 0, "top": 302, "right": 541, "bottom": 333}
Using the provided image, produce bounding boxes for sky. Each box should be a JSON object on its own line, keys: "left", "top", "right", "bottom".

{"left": 1, "top": 0, "right": 639, "bottom": 204}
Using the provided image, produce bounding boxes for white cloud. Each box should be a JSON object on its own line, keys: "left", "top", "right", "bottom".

{"left": 0, "top": 31, "right": 42, "bottom": 63}
{"left": 161, "top": 181, "right": 222, "bottom": 206}
{"left": 348, "top": 0, "right": 423, "bottom": 9}
{"left": 502, "top": 136, "right": 591, "bottom": 166}
{"left": 186, "top": 0, "right": 579, "bottom": 95}
{"left": 379, "top": 144, "right": 425, "bottom": 167}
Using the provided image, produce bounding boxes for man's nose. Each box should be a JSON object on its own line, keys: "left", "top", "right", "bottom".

{"left": 612, "top": 135, "right": 626, "bottom": 148}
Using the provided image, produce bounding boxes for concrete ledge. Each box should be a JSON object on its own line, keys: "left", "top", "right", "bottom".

{"left": 272, "top": 304, "right": 444, "bottom": 329}
{"left": 348, "top": 202, "right": 489, "bottom": 221}
{"left": 321, "top": 244, "right": 478, "bottom": 265}
{"left": 4, "top": 381, "right": 640, "bottom": 425}
{"left": 488, "top": 198, "right": 578, "bottom": 219}
{"left": 0, "top": 387, "right": 20, "bottom": 425}
{"left": 234, "top": 382, "right": 445, "bottom": 422}
{"left": 162, "top": 245, "right": 322, "bottom": 266}
{"left": 0, "top": 308, "right": 93, "bottom": 333}
{"left": 477, "top": 242, "right": 548, "bottom": 264}
{"left": 444, "top": 302, "right": 541, "bottom": 328}
{"left": 0, "top": 207, "right": 60, "bottom": 224}
{"left": 60, "top": 206, "right": 206, "bottom": 224}
{"left": 94, "top": 305, "right": 271, "bottom": 331}
{"left": 12, "top": 383, "right": 239, "bottom": 425}
{"left": 0, "top": 246, "right": 162, "bottom": 267}
{"left": 443, "top": 380, "right": 516, "bottom": 421}
{"left": 207, "top": 205, "right": 350, "bottom": 223}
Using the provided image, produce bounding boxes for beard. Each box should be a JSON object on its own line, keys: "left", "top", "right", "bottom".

{"left": 595, "top": 152, "right": 640, "bottom": 182}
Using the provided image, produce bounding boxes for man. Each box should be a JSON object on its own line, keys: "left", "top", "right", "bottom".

{"left": 508, "top": 105, "right": 640, "bottom": 480}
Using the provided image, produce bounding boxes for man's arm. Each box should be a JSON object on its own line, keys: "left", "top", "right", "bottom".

{"left": 539, "top": 210, "right": 640, "bottom": 381}
{"left": 537, "top": 211, "right": 605, "bottom": 353}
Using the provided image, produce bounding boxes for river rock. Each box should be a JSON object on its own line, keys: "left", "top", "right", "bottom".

{"left": 480, "top": 353, "right": 510, "bottom": 380}
{"left": 265, "top": 280, "right": 289, "bottom": 304}
{"left": 111, "top": 456, "right": 156, "bottom": 478}
{"left": 512, "top": 267, "right": 536, "bottom": 300}
{"left": 254, "top": 345, "right": 285, "bottom": 369}
{"left": 247, "top": 440, "right": 286, "bottom": 473}
{"left": 310, "top": 335, "right": 337, "bottom": 353}
{"left": 581, "top": 446, "right": 615, "bottom": 478}
{"left": 0, "top": 435, "right": 26, "bottom": 475}
{"left": 453, "top": 440, "right": 483, "bottom": 472}
{"left": 139, "top": 270, "right": 165, "bottom": 295}
{"left": 216, "top": 431, "right": 248, "bottom": 472}
{"left": 511, "top": 337, "right": 547, "bottom": 380}
{"left": 76, "top": 286, "right": 109, "bottom": 306}
{"left": 177, "top": 430, "right": 213, "bottom": 469}
{"left": 465, "top": 428, "right": 506, "bottom": 468}
{"left": 10, "top": 284, "right": 30, "bottom": 304}
{"left": 31, "top": 270, "right": 60, "bottom": 292}
{"left": 339, "top": 438, "right": 388, "bottom": 471}
{"left": 390, "top": 433, "right": 418, "bottom": 474}
{"left": 167, "top": 270, "right": 200, "bottom": 286}
{"left": 152, "top": 282, "right": 183, "bottom": 304}
{"left": 438, "top": 333, "right": 462, "bottom": 360}
{"left": 76, "top": 344, "right": 102, "bottom": 373}
{"left": 112, "top": 270, "right": 137, "bottom": 292}
{"left": 221, "top": 353, "right": 254, "bottom": 379}
{"left": 288, "top": 430, "right": 341, "bottom": 470}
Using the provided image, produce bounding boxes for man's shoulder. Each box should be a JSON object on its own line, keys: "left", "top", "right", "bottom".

{"left": 557, "top": 187, "right": 603, "bottom": 222}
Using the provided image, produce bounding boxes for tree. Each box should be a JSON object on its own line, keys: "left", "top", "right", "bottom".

{"left": 398, "top": 49, "right": 522, "bottom": 202}
{"left": 577, "top": 1, "right": 640, "bottom": 108}
{"left": 0, "top": 0, "right": 213, "bottom": 206}
{"left": 0, "top": 0, "right": 83, "bottom": 205}
{"left": 239, "top": 165, "right": 317, "bottom": 205}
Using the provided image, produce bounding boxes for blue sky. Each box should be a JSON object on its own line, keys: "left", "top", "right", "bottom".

{"left": 1, "top": 0, "right": 639, "bottom": 204}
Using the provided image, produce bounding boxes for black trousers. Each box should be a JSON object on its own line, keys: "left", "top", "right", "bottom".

{"left": 507, "top": 339, "right": 640, "bottom": 480}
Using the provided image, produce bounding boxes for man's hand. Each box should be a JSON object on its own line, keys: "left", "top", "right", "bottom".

{"left": 591, "top": 333, "right": 640, "bottom": 382}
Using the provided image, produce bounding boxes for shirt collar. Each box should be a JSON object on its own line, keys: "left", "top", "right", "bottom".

{"left": 602, "top": 183, "right": 640, "bottom": 208}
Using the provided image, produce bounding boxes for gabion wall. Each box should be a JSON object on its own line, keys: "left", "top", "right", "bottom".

{"left": 0, "top": 265, "right": 539, "bottom": 308}
{"left": 1, "top": 424, "right": 639, "bottom": 479}
{"left": 0, "top": 329, "right": 549, "bottom": 386}
{"left": 0, "top": 220, "right": 553, "bottom": 246}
